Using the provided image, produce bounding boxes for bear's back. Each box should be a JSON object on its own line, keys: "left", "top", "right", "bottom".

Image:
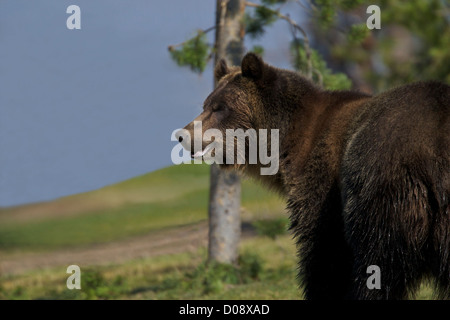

{"left": 346, "top": 81, "right": 449, "bottom": 149}
{"left": 371, "top": 80, "right": 449, "bottom": 113}
{"left": 342, "top": 80, "right": 449, "bottom": 184}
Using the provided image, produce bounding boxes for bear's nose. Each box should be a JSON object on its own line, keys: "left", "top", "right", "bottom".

{"left": 175, "top": 130, "right": 185, "bottom": 143}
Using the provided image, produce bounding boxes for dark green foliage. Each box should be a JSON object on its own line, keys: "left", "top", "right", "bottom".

{"left": 238, "top": 251, "right": 265, "bottom": 279}
{"left": 168, "top": 0, "right": 362, "bottom": 90}
{"left": 379, "top": 0, "right": 450, "bottom": 84}
{"left": 339, "top": 0, "right": 365, "bottom": 10}
{"left": 327, "top": 0, "right": 450, "bottom": 89}
{"left": 80, "top": 269, "right": 123, "bottom": 300}
{"left": 291, "top": 39, "right": 352, "bottom": 90}
{"left": 261, "top": 0, "right": 288, "bottom": 5}
{"left": 315, "top": 0, "right": 336, "bottom": 28}
{"left": 253, "top": 218, "right": 288, "bottom": 240}
{"left": 169, "top": 31, "right": 210, "bottom": 73}
{"left": 182, "top": 252, "right": 265, "bottom": 294}
{"left": 245, "top": 6, "right": 279, "bottom": 39}
{"left": 254, "top": 6, "right": 278, "bottom": 23}
{"left": 314, "top": 0, "right": 368, "bottom": 28}
{"left": 0, "top": 285, "right": 28, "bottom": 300}
{"left": 348, "top": 23, "right": 370, "bottom": 44}
{"left": 0, "top": 269, "right": 130, "bottom": 300}
{"left": 251, "top": 45, "right": 265, "bottom": 56}
{"left": 244, "top": 13, "right": 266, "bottom": 39}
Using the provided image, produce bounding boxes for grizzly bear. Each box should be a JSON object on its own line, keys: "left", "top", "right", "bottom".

{"left": 177, "top": 53, "right": 450, "bottom": 300}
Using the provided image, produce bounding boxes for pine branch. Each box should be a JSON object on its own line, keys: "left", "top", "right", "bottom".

{"left": 167, "top": 26, "right": 216, "bottom": 52}
{"left": 313, "top": 68, "right": 323, "bottom": 87}
{"left": 245, "top": 1, "right": 313, "bottom": 79}
{"left": 295, "top": 0, "right": 317, "bottom": 12}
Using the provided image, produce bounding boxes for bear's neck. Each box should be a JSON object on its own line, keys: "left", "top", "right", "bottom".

{"left": 257, "top": 71, "right": 323, "bottom": 138}
{"left": 255, "top": 73, "right": 371, "bottom": 195}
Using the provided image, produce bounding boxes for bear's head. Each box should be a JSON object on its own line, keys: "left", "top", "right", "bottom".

{"left": 176, "top": 53, "right": 294, "bottom": 175}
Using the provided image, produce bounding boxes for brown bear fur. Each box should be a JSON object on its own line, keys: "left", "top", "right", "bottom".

{"left": 179, "top": 53, "right": 450, "bottom": 300}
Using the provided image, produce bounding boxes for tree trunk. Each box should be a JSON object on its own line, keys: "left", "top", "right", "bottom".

{"left": 208, "top": 0, "right": 245, "bottom": 265}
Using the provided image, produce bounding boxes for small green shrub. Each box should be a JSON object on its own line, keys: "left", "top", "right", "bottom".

{"left": 78, "top": 269, "right": 126, "bottom": 300}
{"left": 238, "top": 251, "right": 264, "bottom": 282}
{"left": 253, "top": 218, "right": 288, "bottom": 240}
{"left": 179, "top": 252, "right": 265, "bottom": 295}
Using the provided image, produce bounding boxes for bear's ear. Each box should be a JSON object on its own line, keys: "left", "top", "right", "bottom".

{"left": 214, "top": 59, "right": 229, "bottom": 81}
{"left": 241, "top": 53, "right": 264, "bottom": 79}
{"left": 241, "top": 52, "right": 276, "bottom": 84}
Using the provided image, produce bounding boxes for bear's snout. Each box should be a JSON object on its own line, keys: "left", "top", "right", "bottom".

{"left": 174, "top": 129, "right": 192, "bottom": 152}
{"left": 175, "top": 129, "right": 186, "bottom": 143}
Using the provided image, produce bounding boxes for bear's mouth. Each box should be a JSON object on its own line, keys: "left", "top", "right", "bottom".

{"left": 191, "top": 144, "right": 214, "bottom": 159}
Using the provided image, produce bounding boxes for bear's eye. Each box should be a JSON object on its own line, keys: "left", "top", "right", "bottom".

{"left": 212, "top": 104, "right": 225, "bottom": 112}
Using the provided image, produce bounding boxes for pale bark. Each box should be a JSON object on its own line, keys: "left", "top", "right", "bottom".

{"left": 207, "top": 0, "right": 245, "bottom": 264}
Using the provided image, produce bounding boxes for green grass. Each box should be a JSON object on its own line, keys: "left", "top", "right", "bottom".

{"left": 0, "top": 235, "right": 301, "bottom": 300}
{"left": 0, "top": 164, "right": 285, "bottom": 251}
{"left": 0, "top": 234, "right": 435, "bottom": 300}
{"left": 0, "top": 189, "right": 207, "bottom": 250}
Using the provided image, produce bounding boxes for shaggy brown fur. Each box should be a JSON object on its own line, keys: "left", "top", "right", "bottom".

{"left": 179, "top": 53, "right": 450, "bottom": 300}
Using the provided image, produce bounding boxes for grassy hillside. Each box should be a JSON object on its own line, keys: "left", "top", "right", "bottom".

{"left": 0, "top": 164, "right": 285, "bottom": 252}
